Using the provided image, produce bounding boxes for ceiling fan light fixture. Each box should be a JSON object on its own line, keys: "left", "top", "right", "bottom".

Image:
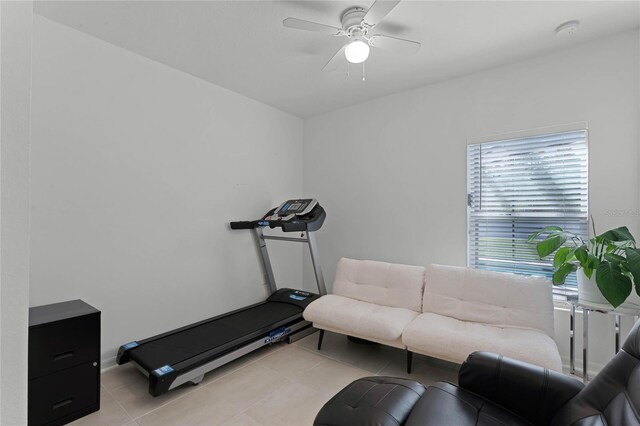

{"left": 283, "top": 0, "right": 420, "bottom": 72}
{"left": 345, "top": 40, "right": 370, "bottom": 64}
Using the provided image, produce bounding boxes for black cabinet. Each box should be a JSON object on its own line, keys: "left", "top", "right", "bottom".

{"left": 29, "top": 300, "right": 100, "bottom": 426}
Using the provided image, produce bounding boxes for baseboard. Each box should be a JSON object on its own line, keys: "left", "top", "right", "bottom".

{"left": 101, "top": 355, "right": 117, "bottom": 372}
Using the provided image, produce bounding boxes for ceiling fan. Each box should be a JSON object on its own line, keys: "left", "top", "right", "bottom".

{"left": 283, "top": 0, "right": 421, "bottom": 72}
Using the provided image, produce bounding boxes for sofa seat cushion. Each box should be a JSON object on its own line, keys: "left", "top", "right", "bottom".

{"left": 405, "top": 382, "right": 531, "bottom": 426}
{"left": 304, "top": 295, "right": 419, "bottom": 343}
{"left": 314, "top": 376, "right": 426, "bottom": 426}
{"left": 402, "top": 313, "right": 562, "bottom": 371}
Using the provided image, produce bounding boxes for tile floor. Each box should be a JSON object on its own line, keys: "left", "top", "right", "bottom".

{"left": 73, "top": 331, "right": 460, "bottom": 426}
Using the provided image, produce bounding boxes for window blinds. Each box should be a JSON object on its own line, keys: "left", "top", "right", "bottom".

{"left": 467, "top": 130, "right": 588, "bottom": 288}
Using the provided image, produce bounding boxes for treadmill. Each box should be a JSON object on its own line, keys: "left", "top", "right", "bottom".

{"left": 116, "top": 199, "right": 327, "bottom": 396}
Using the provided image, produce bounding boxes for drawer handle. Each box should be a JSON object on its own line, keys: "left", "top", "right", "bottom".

{"left": 53, "top": 351, "right": 74, "bottom": 361}
{"left": 52, "top": 398, "right": 73, "bottom": 410}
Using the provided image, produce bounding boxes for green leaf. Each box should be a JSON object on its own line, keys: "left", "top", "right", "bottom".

{"left": 620, "top": 263, "right": 634, "bottom": 280}
{"left": 554, "top": 247, "right": 574, "bottom": 268}
{"left": 537, "top": 234, "right": 567, "bottom": 258}
{"left": 599, "top": 226, "right": 636, "bottom": 244}
{"left": 612, "top": 240, "right": 635, "bottom": 249}
{"left": 574, "top": 246, "right": 591, "bottom": 277}
{"left": 616, "top": 227, "right": 636, "bottom": 243}
{"left": 593, "top": 235, "right": 606, "bottom": 258}
{"left": 527, "top": 226, "right": 564, "bottom": 243}
{"left": 625, "top": 248, "right": 640, "bottom": 297}
{"left": 604, "top": 253, "right": 626, "bottom": 264}
{"left": 596, "top": 261, "right": 633, "bottom": 308}
{"left": 575, "top": 246, "right": 589, "bottom": 265}
{"left": 553, "top": 263, "right": 577, "bottom": 285}
{"left": 583, "top": 264, "right": 593, "bottom": 279}
{"left": 583, "top": 254, "right": 600, "bottom": 279}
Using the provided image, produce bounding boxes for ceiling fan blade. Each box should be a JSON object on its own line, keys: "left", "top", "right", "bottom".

{"left": 362, "top": 0, "right": 401, "bottom": 27}
{"left": 368, "top": 34, "right": 420, "bottom": 55}
{"left": 322, "top": 46, "right": 346, "bottom": 72}
{"left": 283, "top": 18, "right": 342, "bottom": 36}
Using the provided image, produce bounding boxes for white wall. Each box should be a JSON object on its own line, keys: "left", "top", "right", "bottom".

{"left": 28, "top": 13, "right": 640, "bottom": 375}
{"left": 1, "top": 1, "right": 33, "bottom": 424}
{"left": 303, "top": 31, "right": 640, "bottom": 373}
{"left": 29, "top": 16, "right": 304, "bottom": 366}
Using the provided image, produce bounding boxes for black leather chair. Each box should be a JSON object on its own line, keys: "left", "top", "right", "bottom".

{"left": 315, "top": 320, "right": 640, "bottom": 426}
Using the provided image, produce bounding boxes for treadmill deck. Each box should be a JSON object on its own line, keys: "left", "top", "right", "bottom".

{"left": 128, "top": 301, "right": 302, "bottom": 371}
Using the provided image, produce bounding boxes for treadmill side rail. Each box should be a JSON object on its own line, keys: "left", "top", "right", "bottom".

{"left": 115, "top": 299, "right": 271, "bottom": 367}
{"left": 147, "top": 320, "right": 311, "bottom": 396}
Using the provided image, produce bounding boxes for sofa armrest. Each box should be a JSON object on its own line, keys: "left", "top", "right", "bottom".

{"left": 458, "top": 352, "right": 584, "bottom": 426}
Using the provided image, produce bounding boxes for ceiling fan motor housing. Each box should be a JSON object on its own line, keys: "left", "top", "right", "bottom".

{"left": 341, "top": 7, "right": 368, "bottom": 35}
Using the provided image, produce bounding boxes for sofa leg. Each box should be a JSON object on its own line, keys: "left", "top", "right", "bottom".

{"left": 317, "top": 329, "right": 325, "bottom": 350}
{"left": 407, "top": 350, "right": 413, "bottom": 374}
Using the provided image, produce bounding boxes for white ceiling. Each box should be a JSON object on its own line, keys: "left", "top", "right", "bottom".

{"left": 34, "top": 1, "right": 639, "bottom": 117}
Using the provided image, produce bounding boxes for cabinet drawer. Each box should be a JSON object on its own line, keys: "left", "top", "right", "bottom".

{"left": 29, "top": 314, "right": 99, "bottom": 379}
{"left": 28, "top": 361, "right": 99, "bottom": 426}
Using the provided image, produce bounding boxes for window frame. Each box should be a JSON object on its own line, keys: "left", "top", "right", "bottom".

{"left": 466, "top": 124, "right": 589, "bottom": 296}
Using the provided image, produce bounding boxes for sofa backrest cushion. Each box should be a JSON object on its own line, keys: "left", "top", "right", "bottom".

{"left": 423, "top": 264, "right": 555, "bottom": 336}
{"left": 333, "top": 258, "right": 426, "bottom": 312}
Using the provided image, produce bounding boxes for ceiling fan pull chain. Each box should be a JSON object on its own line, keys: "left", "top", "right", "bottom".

{"left": 362, "top": 61, "right": 366, "bottom": 82}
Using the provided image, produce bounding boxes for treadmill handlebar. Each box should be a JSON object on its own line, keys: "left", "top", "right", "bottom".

{"left": 229, "top": 221, "right": 256, "bottom": 230}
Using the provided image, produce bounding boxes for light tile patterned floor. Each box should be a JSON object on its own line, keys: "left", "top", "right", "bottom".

{"left": 73, "top": 331, "right": 460, "bottom": 426}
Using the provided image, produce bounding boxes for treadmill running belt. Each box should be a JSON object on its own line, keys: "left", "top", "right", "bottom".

{"left": 129, "top": 301, "right": 301, "bottom": 371}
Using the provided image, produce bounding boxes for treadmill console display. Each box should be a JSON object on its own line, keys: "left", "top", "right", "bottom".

{"left": 273, "top": 198, "right": 317, "bottom": 220}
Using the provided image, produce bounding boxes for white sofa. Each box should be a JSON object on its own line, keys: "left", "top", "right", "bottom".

{"left": 402, "top": 264, "right": 562, "bottom": 372}
{"left": 303, "top": 257, "right": 425, "bottom": 349}
{"left": 303, "top": 258, "right": 563, "bottom": 373}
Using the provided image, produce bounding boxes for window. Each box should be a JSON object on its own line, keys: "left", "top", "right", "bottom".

{"left": 467, "top": 129, "right": 588, "bottom": 290}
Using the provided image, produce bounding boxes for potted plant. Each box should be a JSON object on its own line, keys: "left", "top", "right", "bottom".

{"left": 528, "top": 222, "right": 640, "bottom": 308}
